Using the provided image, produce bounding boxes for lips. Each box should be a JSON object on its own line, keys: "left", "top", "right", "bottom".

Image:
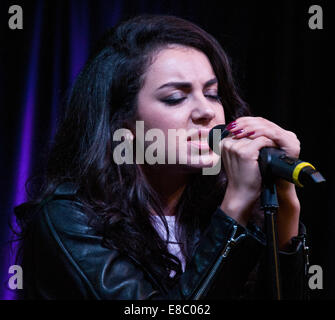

{"left": 187, "top": 129, "right": 211, "bottom": 150}
{"left": 189, "top": 140, "right": 210, "bottom": 148}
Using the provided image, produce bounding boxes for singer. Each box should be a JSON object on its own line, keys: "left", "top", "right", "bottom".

{"left": 14, "top": 14, "right": 308, "bottom": 299}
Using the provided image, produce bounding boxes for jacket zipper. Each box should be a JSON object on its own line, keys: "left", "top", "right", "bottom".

{"left": 302, "top": 234, "right": 310, "bottom": 300}
{"left": 193, "top": 225, "right": 246, "bottom": 300}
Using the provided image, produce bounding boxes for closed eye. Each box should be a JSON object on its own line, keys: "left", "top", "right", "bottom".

{"left": 160, "top": 91, "right": 221, "bottom": 106}
{"left": 205, "top": 94, "right": 221, "bottom": 103}
{"left": 160, "top": 97, "right": 186, "bottom": 106}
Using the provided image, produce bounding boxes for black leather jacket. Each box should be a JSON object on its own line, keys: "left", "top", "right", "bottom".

{"left": 19, "top": 182, "right": 309, "bottom": 300}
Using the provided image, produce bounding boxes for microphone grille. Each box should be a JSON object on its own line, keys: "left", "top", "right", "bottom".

{"left": 208, "top": 124, "right": 229, "bottom": 151}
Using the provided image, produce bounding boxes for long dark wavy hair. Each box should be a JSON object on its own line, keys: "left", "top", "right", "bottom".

{"left": 14, "top": 14, "right": 251, "bottom": 289}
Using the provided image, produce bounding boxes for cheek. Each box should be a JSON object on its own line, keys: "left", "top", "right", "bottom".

{"left": 214, "top": 105, "right": 225, "bottom": 123}
{"left": 138, "top": 105, "right": 188, "bottom": 133}
{"left": 144, "top": 113, "right": 173, "bottom": 132}
{"left": 136, "top": 107, "right": 187, "bottom": 154}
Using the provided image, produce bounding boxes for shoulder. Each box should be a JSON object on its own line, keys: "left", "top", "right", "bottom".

{"left": 43, "top": 198, "right": 95, "bottom": 236}
{"left": 26, "top": 183, "right": 159, "bottom": 299}
{"left": 36, "top": 182, "right": 96, "bottom": 236}
{"left": 34, "top": 183, "right": 107, "bottom": 258}
{"left": 22, "top": 183, "right": 119, "bottom": 298}
{"left": 27, "top": 182, "right": 112, "bottom": 271}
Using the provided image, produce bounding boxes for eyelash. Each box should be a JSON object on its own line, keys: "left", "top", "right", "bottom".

{"left": 162, "top": 95, "right": 221, "bottom": 106}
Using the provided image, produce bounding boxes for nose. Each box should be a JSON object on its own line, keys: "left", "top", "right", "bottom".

{"left": 190, "top": 96, "right": 216, "bottom": 124}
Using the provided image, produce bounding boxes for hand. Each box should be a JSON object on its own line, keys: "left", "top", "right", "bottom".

{"left": 227, "top": 116, "right": 300, "bottom": 158}
{"left": 219, "top": 119, "right": 277, "bottom": 225}
{"left": 227, "top": 116, "right": 301, "bottom": 195}
{"left": 221, "top": 116, "right": 301, "bottom": 249}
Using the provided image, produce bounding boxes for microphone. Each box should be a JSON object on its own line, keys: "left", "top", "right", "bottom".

{"left": 208, "top": 124, "right": 326, "bottom": 187}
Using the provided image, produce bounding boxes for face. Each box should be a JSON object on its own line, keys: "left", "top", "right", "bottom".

{"left": 134, "top": 45, "right": 226, "bottom": 172}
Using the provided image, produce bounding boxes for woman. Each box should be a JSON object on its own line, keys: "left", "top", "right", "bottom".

{"left": 15, "top": 14, "right": 308, "bottom": 300}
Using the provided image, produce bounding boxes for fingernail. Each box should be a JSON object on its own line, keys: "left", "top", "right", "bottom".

{"left": 232, "top": 129, "right": 244, "bottom": 136}
{"left": 226, "top": 121, "right": 237, "bottom": 131}
{"left": 246, "top": 131, "right": 255, "bottom": 137}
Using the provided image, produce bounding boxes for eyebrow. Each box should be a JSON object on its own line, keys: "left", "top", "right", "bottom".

{"left": 156, "top": 78, "right": 218, "bottom": 91}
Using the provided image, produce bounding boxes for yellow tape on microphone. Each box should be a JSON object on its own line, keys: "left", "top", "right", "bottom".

{"left": 292, "top": 162, "right": 316, "bottom": 187}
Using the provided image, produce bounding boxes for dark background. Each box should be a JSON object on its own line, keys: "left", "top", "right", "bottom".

{"left": 0, "top": 0, "right": 333, "bottom": 299}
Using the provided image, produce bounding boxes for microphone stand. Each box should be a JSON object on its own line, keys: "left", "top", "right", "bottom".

{"left": 261, "top": 179, "right": 282, "bottom": 300}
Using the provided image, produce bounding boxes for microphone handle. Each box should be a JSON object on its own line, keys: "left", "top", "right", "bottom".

{"left": 258, "top": 148, "right": 325, "bottom": 187}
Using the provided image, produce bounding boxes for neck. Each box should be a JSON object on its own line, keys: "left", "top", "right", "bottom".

{"left": 140, "top": 165, "right": 190, "bottom": 216}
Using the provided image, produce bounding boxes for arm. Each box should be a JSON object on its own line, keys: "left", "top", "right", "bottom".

{"left": 218, "top": 116, "right": 308, "bottom": 298}
{"left": 220, "top": 116, "right": 302, "bottom": 250}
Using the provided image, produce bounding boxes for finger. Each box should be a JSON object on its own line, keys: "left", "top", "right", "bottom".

{"left": 231, "top": 136, "right": 278, "bottom": 161}
{"left": 219, "top": 134, "right": 252, "bottom": 152}
{"left": 249, "top": 135, "right": 278, "bottom": 150}
{"left": 220, "top": 135, "right": 275, "bottom": 161}
{"left": 227, "top": 118, "right": 300, "bottom": 156}
{"left": 227, "top": 116, "right": 266, "bottom": 138}
{"left": 226, "top": 116, "right": 261, "bottom": 131}
{"left": 236, "top": 126, "right": 300, "bottom": 157}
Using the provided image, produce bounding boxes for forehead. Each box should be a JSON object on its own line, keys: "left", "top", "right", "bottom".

{"left": 143, "top": 45, "right": 216, "bottom": 87}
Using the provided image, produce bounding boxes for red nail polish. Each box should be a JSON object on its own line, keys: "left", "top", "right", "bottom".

{"left": 232, "top": 129, "right": 244, "bottom": 135}
{"left": 246, "top": 131, "right": 255, "bottom": 137}
{"left": 226, "top": 121, "right": 237, "bottom": 131}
